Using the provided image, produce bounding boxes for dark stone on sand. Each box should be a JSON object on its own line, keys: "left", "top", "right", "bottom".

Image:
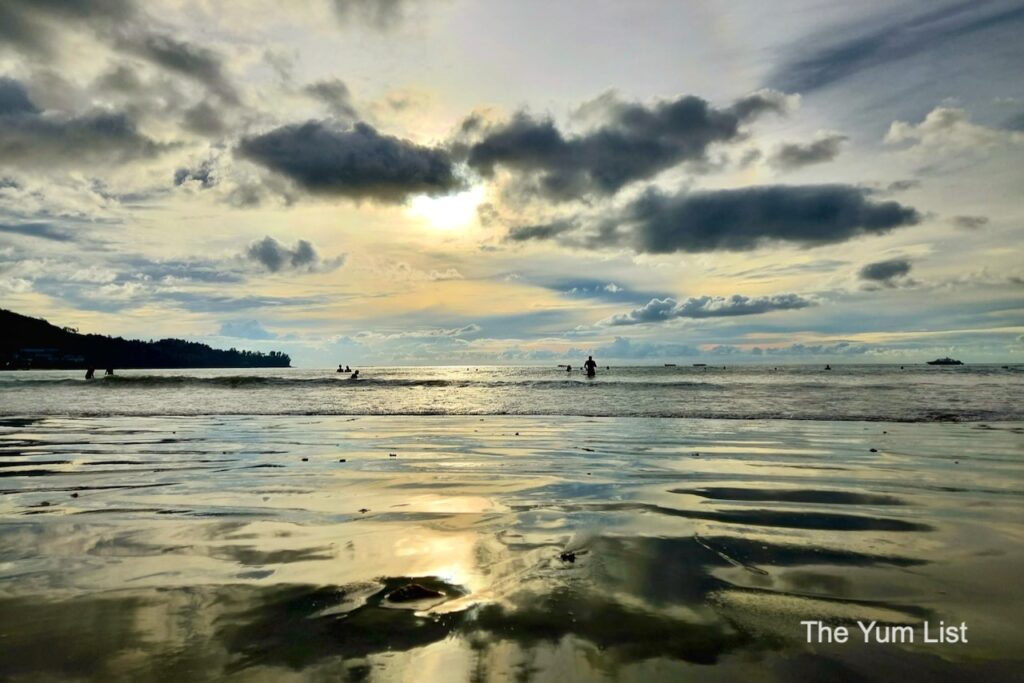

{"left": 869, "top": 448, "right": 878, "bottom": 453}
{"left": 389, "top": 453, "right": 397, "bottom": 457}
{"left": 560, "top": 551, "right": 576, "bottom": 563}
{"left": 385, "top": 583, "right": 445, "bottom": 603}
{"left": 70, "top": 493, "right": 78, "bottom": 498}
{"left": 515, "top": 432, "right": 519, "bottom": 436}
{"left": 339, "top": 458, "right": 346, "bottom": 463}
{"left": 358, "top": 508, "right": 369, "bottom": 513}
{"left": 301, "top": 457, "right": 309, "bottom": 461}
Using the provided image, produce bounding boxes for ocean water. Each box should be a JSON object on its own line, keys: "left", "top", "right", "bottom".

{"left": 1, "top": 364, "right": 1022, "bottom": 421}
{"left": 1, "top": 366, "right": 1023, "bottom": 681}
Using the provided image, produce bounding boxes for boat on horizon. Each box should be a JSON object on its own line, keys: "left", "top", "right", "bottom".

{"left": 927, "top": 357, "right": 963, "bottom": 365}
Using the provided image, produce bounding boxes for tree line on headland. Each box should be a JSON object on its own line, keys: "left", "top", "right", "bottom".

{"left": 0, "top": 309, "right": 291, "bottom": 369}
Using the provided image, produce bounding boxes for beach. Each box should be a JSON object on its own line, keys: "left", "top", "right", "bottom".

{"left": 1, "top": 397, "right": 1022, "bottom": 680}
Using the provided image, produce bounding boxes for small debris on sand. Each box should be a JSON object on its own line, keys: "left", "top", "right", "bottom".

{"left": 358, "top": 508, "right": 369, "bottom": 513}
{"left": 386, "top": 583, "right": 444, "bottom": 603}
{"left": 338, "top": 458, "right": 347, "bottom": 463}
{"left": 559, "top": 551, "right": 576, "bottom": 563}
{"left": 301, "top": 457, "right": 309, "bottom": 461}
{"left": 389, "top": 453, "right": 397, "bottom": 457}
{"left": 869, "top": 448, "right": 878, "bottom": 453}
{"left": 70, "top": 493, "right": 78, "bottom": 498}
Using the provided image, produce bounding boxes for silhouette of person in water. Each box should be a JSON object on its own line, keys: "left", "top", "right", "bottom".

{"left": 584, "top": 356, "right": 597, "bottom": 377}
{"left": 825, "top": 364, "right": 832, "bottom": 371}
{"left": 566, "top": 365, "right": 572, "bottom": 373}
{"left": 85, "top": 368, "right": 95, "bottom": 380}
{"left": 105, "top": 368, "right": 114, "bottom": 376}
{"left": 349, "top": 370, "right": 359, "bottom": 380}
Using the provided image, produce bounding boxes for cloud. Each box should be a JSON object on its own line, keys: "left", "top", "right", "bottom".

{"left": 218, "top": 319, "right": 278, "bottom": 339}
{"left": 181, "top": 101, "right": 227, "bottom": 136}
{"left": 330, "top": 0, "right": 410, "bottom": 29}
{"left": 951, "top": 215, "right": 989, "bottom": 230}
{"left": 0, "top": 221, "right": 74, "bottom": 242}
{"left": 600, "top": 293, "right": 815, "bottom": 326}
{"left": 769, "top": 133, "right": 846, "bottom": 170}
{"left": 245, "top": 236, "right": 345, "bottom": 273}
{"left": 238, "top": 121, "right": 460, "bottom": 202}
{"left": 174, "top": 161, "right": 216, "bottom": 188}
{"left": 0, "top": 77, "right": 167, "bottom": 169}
{"left": 505, "top": 220, "right": 576, "bottom": 242}
{"left": 581, "top": 184, "right": 921, "bottom": 254}
{"left": 0, "top": 77, "right": 38, "bottom": 115}
{"left": 885, "top": 106, "right": 1023, "bottom": 152}
{"left": 858, "top": 257, "right": 914, "bottom": 288}
{"left": 303, "top": 79, "right": 358, "bottom": 119}
{"left": 114, "top": 31, "right": 239, "bottom": 104}
{"left": 885, "top": 179, "right": 920, "bottom": 193}
{"left": 593, "top": 336, "right": 700, "bottom": 359}
{"left": 462, "top": 90, "right": 793, "bottom": 201}
{"left": 771, "top": 1, "right": 1024, "bottom": 92}
{"left": 0, "top": 0, "right": 136, "bottom": 57}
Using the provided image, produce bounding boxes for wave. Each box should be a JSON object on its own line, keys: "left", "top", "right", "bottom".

{"left": 0, "top": 407, "right": 1016, "bottom": 422}
{"left": 0, "top": 375, "right": 724, "bottom": 390}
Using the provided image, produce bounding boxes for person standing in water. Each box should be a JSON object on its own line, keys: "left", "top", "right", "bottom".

{"left": 566, "top": 365, "right": 572, "bottom": 373}
{"left": 583, "top": 356, "right": 597, "bottom": 377}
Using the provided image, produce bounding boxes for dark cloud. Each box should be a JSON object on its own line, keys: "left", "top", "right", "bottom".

{"left": 238, "top": 121, "right": 460, "bottom": 202}
{"left": 331, "top": 0, "right": 409, "bottom": 29}
{"left": 174, "top": 161, "right": 216, "bottom": 189}
{"left": 462, "top": 91, "right": 792, "bottom": 201}
{"left": 951, "top": 215, "right": 989, "bottom": 230}
{"left": 245, "top": 236, "right": 344, "bottom": 273}
{"left": 116, "top": 32, "right": 239, "bottom": 104}
{"left": 602, "top": 293, "right": 814, "bottom": 326}
{"left": 772, "top": 1, "right": 1024, "bottom": 92}
{"left": 0, "top": 77, "right": 167, "bottom": 168}
{"left": 505, "top": 220, "right": 576, "bottom": 243}
{"left": 885, "top": 179, "right": 920, "bottom": 193}
{"left": 303, "top": 79, "right": 358, "bottom": 119}
{"left": 0, "top": 2, "right": 238, "bottom": 106}
{"left": 769, "top": 134, "right": 846, "bottom": 170}
{"left": 0, "top": 0, "right": 136, "bottom": 57}
{"left": 181, "top": 101, "right": 227, "bottom": 136}
{"left": 858, "top": 258, "right": 913, "bottom": 288}
{"left": 586, "top": 184, "right": 921, "bottom": 254}
{"left": 0, "top": 77, "right": 39, "bottom": 115}
{"left": 1003, "top": 111, "right": 1024, "bottom": 131}
{"left": 0, "top": 221, "right": 74, "bottom": 242}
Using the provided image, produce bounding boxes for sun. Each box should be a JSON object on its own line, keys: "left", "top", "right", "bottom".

{"left": 408, "top": 186, "right": 484, "bottom": 230}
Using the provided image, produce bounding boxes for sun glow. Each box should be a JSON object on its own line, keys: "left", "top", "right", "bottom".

{"left": 408, "top": 186, "right": 484, "bottom": 230}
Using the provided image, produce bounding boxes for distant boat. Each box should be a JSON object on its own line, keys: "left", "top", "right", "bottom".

{"left": 664, "top": 363, "right": 677, "bottom": 367}
{"left": 692, "top": 363, "right": 707, "bottom": 367}
{"left": 927, "top": 357, "right": 963, "bottom": 366}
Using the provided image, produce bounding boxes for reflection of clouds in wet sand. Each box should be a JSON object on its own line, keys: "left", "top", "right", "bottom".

{"left": 0, "top": 416, "right": 1022, "bottom": 679}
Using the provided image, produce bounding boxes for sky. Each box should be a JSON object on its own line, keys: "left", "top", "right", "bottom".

{"left": 0, "top": 0, "right": 1022, "bottom": 366}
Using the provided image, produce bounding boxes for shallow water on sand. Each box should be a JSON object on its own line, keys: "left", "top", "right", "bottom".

{"left": 0, "top": 415, "right": 1022, "bottom": 681}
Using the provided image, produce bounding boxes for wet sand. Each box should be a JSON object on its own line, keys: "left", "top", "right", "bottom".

{"left": 1, "top": 415, "right": 1022, "bottom": 681}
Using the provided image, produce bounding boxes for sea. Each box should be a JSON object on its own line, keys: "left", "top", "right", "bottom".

{"left": 1, "top": 365, "right": 1022, "bottom": 681}
{"left": 1, "top": 363, "right": 1022, "bottom": 421}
